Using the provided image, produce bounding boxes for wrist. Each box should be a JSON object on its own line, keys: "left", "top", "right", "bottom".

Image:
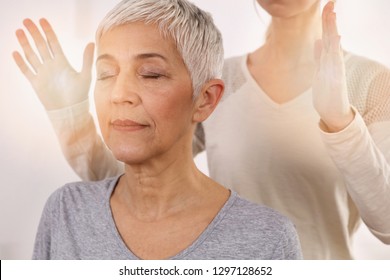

{"left": 320, "top": 108, "right": 355, "bottom": 133}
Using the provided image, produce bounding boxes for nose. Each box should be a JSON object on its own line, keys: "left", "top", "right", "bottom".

{"left": 110, "top": 73, "right": 141, "bottom": 105}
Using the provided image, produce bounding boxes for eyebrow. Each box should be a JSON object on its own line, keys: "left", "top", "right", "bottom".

{"left": 136, "top": 53, "right": 167, "bottom": 61}
{"left": 96, "top": 52, "right": 168, "bottom": 63}
{"left": 96, "top": 54, "right": 114, "bottom": 63}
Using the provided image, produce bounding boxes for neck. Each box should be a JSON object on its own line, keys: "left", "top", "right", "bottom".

{"left": 259, "top": 4, "right": 322, "bottom": 65}
{"left": 113, "top": 141, "right": 208, "bottom": 221}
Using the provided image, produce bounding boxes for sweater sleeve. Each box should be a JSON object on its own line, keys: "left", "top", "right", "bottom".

{"left": 321, "top": 55, "right": 390, "bottom": 244}
{"left": 46, "top": 100, "right": 124, "bottom": 181}
{"left": 321, "top": 112, "right": 390, "bottom": 243}
{"left": 320, "top": 61, "right": 390, "bottom": 244}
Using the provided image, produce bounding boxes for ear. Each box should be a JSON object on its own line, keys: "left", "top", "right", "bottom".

{"left": 192, "top": 79, "right": 224, "bottom": 123}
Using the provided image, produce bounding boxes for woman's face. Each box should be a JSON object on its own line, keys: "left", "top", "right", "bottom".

{"left": 94, "top": 22, "right": 195, "bottom": 164}
{"left": 256, "top": 0, "right": 321, "bottom": 18}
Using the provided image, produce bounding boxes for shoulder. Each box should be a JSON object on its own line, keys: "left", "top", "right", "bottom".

{"left": 345, "top": 52, "right": 389, "bottom": 72}
{"left": 228, "top": 194, "right": 296, "bottom": 234}
{"left": 46, "top": 176, "right": 119, "bottom": 211}
{"left": 345, "top": 52, "right": 390, "bottom": 81}
{"left": 222, "top": 55, "right": 248, "bottom": 100}
{"left": 33, "top": 176, "right": 121, "bottom": 260}
{"left": 213, "top": 192, "right": 302, "bottom": 259}
{"left": 223, "top": 55, "right": 244, "bottom": 78}
{"left": 344, "top": 52, "right": 390, "bottom": 123}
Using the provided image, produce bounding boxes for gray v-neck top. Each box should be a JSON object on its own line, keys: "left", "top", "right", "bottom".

{"left": 33, "top": 176, "right": 302, "bottom": 260}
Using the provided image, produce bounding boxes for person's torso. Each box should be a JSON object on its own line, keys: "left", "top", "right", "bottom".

{"left": 203, "top": 54, "right": 364, "bottom": 259}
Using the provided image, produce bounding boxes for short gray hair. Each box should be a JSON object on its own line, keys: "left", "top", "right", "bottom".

{"left": 96, "top": 0, "right": 224, "bottom": 98}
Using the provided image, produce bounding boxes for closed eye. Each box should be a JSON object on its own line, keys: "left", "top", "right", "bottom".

{"left": 97, "top": 72, "right": 116, "bottom": 81}
{"left": 141, "top": 73, "right": 164, "bottom": 79}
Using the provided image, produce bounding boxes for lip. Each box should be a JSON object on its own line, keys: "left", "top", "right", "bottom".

{"left": 111, "top": 119, "right": 148, "bottom": 131}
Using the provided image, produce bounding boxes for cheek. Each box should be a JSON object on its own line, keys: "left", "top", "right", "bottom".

{"left": 155, "top": 92, "right": 192, "bottom": 119}
{"left": 144, "top": 92, "right": 194, "bottom": 134}
{"left": 144, "top": 99, "right": 177, "bottom": 129}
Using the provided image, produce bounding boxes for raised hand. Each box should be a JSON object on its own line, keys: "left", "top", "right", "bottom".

{"left": 13, "top": 18, "right": 94, "bottom": 110}
{"left": 312, "top": 1, "right": 354, "bottom": 132}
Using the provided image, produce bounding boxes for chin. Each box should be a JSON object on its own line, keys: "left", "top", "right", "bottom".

{"left": 113, "top": 148, "right": 150, "bottom": 165}
{"left": 260, "top": 1, "right": 319, "bottom": 19}
{"left": 107, "top": 140, "right": 147, "bottom": 163}
{"left": 265, "top": 6, "right": 297, "bottom": 18}
{"left": 116, "top": 153, "right": 152, "bottom": 166}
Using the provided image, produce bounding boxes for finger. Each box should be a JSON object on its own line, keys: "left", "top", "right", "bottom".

{"left": 15, "top": 29, "right": 42, "bottom": 72}
{"left": 327, "top": 9, "right": 339, "bottom": 39}
{"left": 81, "top": 43, "right": 95, "bottom": 78}
{"left": 326, "top": 4, "right": 342, "bottom": 55}
{"left": 39, "top": 18, "right": 64, "bottom": 57}
{"left": 12, "top": 51, "right": 36, "bottom": 81}
{"left": 322, "top": 1, "right": 334, "bottom": 51}
{"left": 23, "top": 18, "right": 52, "bottom": 61}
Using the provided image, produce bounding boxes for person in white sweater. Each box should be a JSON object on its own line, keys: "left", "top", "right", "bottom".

{"left": 13, "top": 0, "right": 390, "bottom": 259}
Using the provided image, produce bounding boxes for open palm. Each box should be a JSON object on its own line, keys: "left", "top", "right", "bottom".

{"left": 13, "top": 18, "right": 94, "bottom": 110}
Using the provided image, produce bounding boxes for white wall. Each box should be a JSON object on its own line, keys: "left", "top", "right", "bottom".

{"left": 0, "top": 0, "right": 389, "bottom": 259}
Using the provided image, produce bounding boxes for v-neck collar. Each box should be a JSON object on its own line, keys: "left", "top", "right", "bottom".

{"left": 104, "top": 175, "right": 238, "bottom": 260}
{"left": 240, "top": 52, "right": 353, "bottom": 110}
{"left": 241, "top": 54, "right": 312, "bottom": 110}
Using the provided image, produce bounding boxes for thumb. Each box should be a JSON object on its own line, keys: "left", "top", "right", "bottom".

{"left": 81, "top": 42, "right": 95, "bottom": 78}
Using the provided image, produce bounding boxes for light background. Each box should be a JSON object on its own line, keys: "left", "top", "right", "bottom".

{"left": 0, "top": 0, "right": 389, "bottom": 259}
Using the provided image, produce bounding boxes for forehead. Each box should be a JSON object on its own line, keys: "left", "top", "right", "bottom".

{"left": 97, "top": 22, "right": 179, "bottom": 59}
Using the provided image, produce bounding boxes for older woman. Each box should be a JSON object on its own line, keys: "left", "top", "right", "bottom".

{"left": 16, "top": 0, "right": 390, "bottom": 260}
{"left": 29, "top": 0, "right": 301, "bottom": 260}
